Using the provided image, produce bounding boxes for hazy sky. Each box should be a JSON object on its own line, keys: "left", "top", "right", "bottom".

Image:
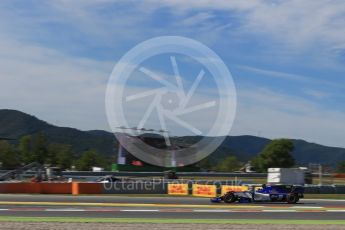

{"left": 0, "top": 0, "right": 345, "bottom": 147}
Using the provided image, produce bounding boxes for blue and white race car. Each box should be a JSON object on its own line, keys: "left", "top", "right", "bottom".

{"left": 211, "top": 184, "right": 304, "bottom": 204}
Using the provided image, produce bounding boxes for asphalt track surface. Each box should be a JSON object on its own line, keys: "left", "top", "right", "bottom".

{"left": 0, "top": 194, "right": 344, "bottom": 220}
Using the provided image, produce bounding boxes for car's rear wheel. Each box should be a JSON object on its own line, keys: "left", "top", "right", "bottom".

{"left": 287, "top": 193, "right": 299, "bottom": 204}
{"left": 223, "top": 192, "right": 236, "bottom": 203}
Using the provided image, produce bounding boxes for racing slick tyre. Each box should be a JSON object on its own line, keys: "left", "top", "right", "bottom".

{"left": 223, "top": 192, "right": 237, "bottom": 203}
{"left": 287, "top": 193, "right": 299, "bottom": 204}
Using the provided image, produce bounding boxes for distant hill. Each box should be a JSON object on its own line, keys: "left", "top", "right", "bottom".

{"left": 0, "top": 109, "right": 116, "bottom": 154}
{"left": 0, "top": 109, "right": 344, "bottom": 167}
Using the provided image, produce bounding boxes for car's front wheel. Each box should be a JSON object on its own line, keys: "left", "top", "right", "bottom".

{"left": 287, "top": 193, "right": 299, "bottom": 204}
{"left": 223, "top": 192, "right": 237, "bottom": 203}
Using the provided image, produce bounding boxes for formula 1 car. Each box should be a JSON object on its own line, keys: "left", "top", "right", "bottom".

{"left": 211, "top": 184, "right": 304, "bottom": 204}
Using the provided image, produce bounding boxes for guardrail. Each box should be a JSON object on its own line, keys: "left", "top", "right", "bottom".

{"left": 63, "top": 171, "right": 269, "bottom": 178}
{"left": 1, "top": 170, "right": 267, "bottom": 177}
{"left": 0, "top": 170, "right": 334, "bottom": 178}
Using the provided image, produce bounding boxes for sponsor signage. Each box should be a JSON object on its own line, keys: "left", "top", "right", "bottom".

{"left": 221, "top": 185, "right": 248, "bottom": 195}
{"left": 192, "top": 184, "right": 217, "bottom": 197}
{"left": 168, "top": 184, "right": 189, "bottom": 195}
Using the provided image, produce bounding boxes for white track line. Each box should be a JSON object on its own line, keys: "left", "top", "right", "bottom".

{"left": 326, "top": 210, "right": 345, "bottom": 212}
{"left": 290, "top": 206, "right": 323, "bottom": 209}
{"left": 45, "top": 209, "right": 85, "bottom": 212}
{"left": 0, "top": 209, "right": 9, "bottom": 211}
{"left": 263, "top": 210, "right": 297, "bottom": 212}
{"left": 120, "top": 209, "right": 159, "bottom": 212}
{"left": 193, "top": 209, "right": 231, "bottom": 212}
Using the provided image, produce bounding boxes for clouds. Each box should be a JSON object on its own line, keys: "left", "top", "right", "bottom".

{"left": 0, "top": 37, "right": 112, "bottom": 130}
{"left": 20, "top": 1, "right": 345, "bottom": 50}
{"left": 248, "top": 1, "right": 345, "bottom": 48}
{"left": 238, "top": 65, "right": 345, "bottom": 90}
{"left": 0, "top": 0, "right": 344, "bottom": 147}
{"left": 147, "top": 0, "right": 262, "bottom": 11}
{"left": 145, "top": 0, "right": 345, "bottom": 69}
{"left": 4, "top": 1, "right": 345, "bottom": 60}
{"left": 232, "top": 86, "right": 345, "bottom": 147}
{"left": 149, "top": 0, "right": 345, "bottom": 49}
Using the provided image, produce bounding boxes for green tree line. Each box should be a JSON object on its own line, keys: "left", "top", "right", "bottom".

{"left": 0, "top": 133, "right": 110, "bottom": 171}
{"left": 1, "top": 135, "right": 344, "bottom": 173}
{"left": 197, "top": 139, "right": 296, "bottom": 173}
{"left": 198, "top": 138, "right": 345, "bottom": 173}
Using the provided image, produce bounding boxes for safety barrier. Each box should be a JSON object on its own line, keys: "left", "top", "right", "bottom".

{"left": 102, "top": 181, "right": 167, "bottom": 194}
{"left": 304, "top": 185, "right": 345, "bottom": 194}
{"left": 40, "top": 183, "right": 72, "bottom": 194}
{"left": 0, "top": 182, "right": 344, "bottom": 195}
{"left": 0, "top": 170, "right": 269, "bottom": 178}
{"left": 168, "top": 184, "right": 345, "bottom": 196}
{"left": 334, "top": 174, "right": 345, "bottom": 178}
{"left": 0, "top": 182, "right": 101, "bottom": 195}
{"left": 0, "top": 182, "right": 71, "bottom": 194}
{"left": 72, "top": 182, "right": 103, "bottom": 195}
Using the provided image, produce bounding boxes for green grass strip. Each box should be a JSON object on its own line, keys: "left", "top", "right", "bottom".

{"left": 0, "top": 217, "right": 344, "bottom": 225}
